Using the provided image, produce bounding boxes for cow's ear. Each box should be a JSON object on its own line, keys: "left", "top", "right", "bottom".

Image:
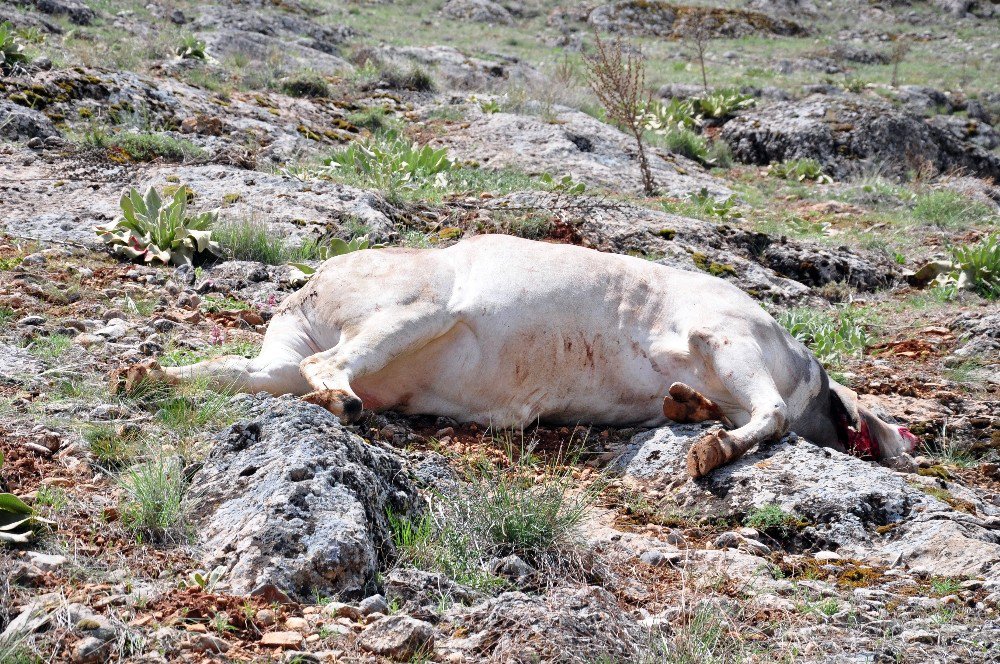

{"left": 829, "top": 379, "right": 861, "bottom": 428}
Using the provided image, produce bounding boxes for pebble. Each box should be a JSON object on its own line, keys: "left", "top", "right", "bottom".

{"left": 639, "top": 549, "right": 682, "bottom": 567}
{"left": 186, "top": 634, "right": 230, "bottom": 654}
{"left": 901, "top": 629, "right": 937, "bottom": 643}
{"left": 359, "top": 594, "right": 389, "bottom": 616}
{"left": 814, "top": 550, "right": 842, "bottom": 562}
{"left": 256, "top": 608, "right": 277, "bottom": 626}
{"left": 261, "top": 631, "right": 304, "bottom": 647}
{"left": 18, "top": 315, "right": 46, "bottom": 326}
{"left": 74, "top": 334, "right": 105, "bottom": 347}
{"left": 284, "top": 616, "right": 308, "bottom": 631}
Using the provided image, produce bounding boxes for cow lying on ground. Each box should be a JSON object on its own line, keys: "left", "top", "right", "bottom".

{"left": 116, "top": 234, "right": 918, "bottom": 477}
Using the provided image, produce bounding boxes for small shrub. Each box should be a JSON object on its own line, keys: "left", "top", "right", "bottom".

{"left": 289, "top": 236, "right": 375, "bottom": 276}
{"left": 381, "top": 64, "right": 435, "bottom": 91}
{"left": 945, "top": 233, "right": 999, "bottom": 299}
{"left": 325, "top": 134, "right": 454, "bottom": 201}
{"left": 348, "top": 106, "right": 391, "bottom": 133}
{"left": 586, "top": 33, "right": 656, "bottom": 195}
{"left": 97, "top": 186, "right": 221, "bottom": 266}
{"left": 692, "top": 90, "right": 754, "bottom": 119}
{"left": 389, "top": 437, "right": 600, "bottom": 590}
{"left": 768, "top": 159, "right": 833, "bottom": 184}
{"left": 0, "top": 21, "right": 30, "bottom": 74}
{"left": 280, "top": 71, "right": 330, "bottom": 98}
{"left": 538, "top": 172, "right": 586, "bottom": 195}
{"left": 118, "top": 456, "right": 186, "bottom": 541}
{"left": 777, "top": 306, "right": 870, "bottom": 367}
{"left": 660, "top": 127, "right": 709, "bottom": 163}
{"left": 111, "top": 133, "right": 204, "bottom": 162}
{"left": 743, "top": 504, "right": 799, "bottom": 535}
{"left": 912, "top": 190, "right": 994, "bottom": 228}
{"left": 177, "top": 35, "right": 207, "bottom": 60}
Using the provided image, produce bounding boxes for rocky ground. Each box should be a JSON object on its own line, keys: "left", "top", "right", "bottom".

{"left": 1, "top": 0, "right": 999, "bottom": 662}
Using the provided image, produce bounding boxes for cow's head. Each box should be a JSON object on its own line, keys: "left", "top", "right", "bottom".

{"left": 829, "top": 381, "right": 919, "bottom": 461}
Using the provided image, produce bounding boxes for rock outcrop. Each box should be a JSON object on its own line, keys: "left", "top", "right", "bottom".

{"left": 721, "top": 93, "right": 1000, "bottom": 181}
{"left": 588, "top": 1, "right": 807, "bottom": 38}
{"left": 616, "top": 426, "right": 1000, "bottom": 578}
{"left": 189, "top": 395, "right": 420, "bottom": 601}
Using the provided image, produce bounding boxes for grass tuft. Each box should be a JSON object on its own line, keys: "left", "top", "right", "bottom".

{"left": 118, "top": 455, "right": 187, "bottom": 542}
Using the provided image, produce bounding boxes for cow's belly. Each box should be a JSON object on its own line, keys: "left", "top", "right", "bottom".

{"left": 352, "top": 320, "right": 699, "bottom": 427}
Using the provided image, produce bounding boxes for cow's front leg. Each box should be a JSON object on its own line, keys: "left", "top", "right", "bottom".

{"left": 298, "top": 309, "right": 454, "bottom": 422}
{"left": 684, "top": 330, "right": 789, "bottom": 478}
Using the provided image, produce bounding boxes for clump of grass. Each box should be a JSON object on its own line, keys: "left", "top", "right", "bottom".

{"left": 912, "top": 190, "right": 994, "bottom": 228}
{"left": 743, "top": 504, "right": 800, "bottom": 536}
{"left": 0, "top": 307, "right": 15, "bottom": 327}
{"left": 177, "top": 35, "right": 206, "bottom": 60}
{"left": 929, "top": 576, "right": 963, "bottom": 596}
{"left": 84, "top": 424, "right": 141, "bottom": 470}
{"left": 381, "top": 64, "right": 435, "bottom": 92}
{"left": 280, "top": 71, "right": 330, "bottom": 98}
{"left": 26, "top": 334, "right": 73, "bottom": 361}
{"left": 777, "top": 306, "right": 870, "bottom": 367}
{"left": 390, "top": 434, "right": 599, "bottom": 591}
{"left": 657, "top": 126, "right": 709, "bottom": 163}
{"left": 214, "top": 218, "right": 290, "bottom": 264}
{"left": 348, "top": 106, "right": 392, "bottom": 133}
{"left": 118, "top": 456, "right": 187, "bottom": 541}
{"left": 111, "top": 133, "right": 205, "bottom": 162}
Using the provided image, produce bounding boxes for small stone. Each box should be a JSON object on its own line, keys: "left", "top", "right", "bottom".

{"left": 74, "top": 334, "right": 105, "bottom": 347}
{"left": 256, "top": 608, "right": 277, "bottom": 626}
{"left": 27, "top": 137, "right": 43, "bottom": 149}
{"left": 187, "top": 634, "right": 230, "bottom": 654}
{"left": 261, "top": 631, "right": 304, "bottom": 647}
{"left": 72, "top": 636, "right": 110, "bottom": 664}
{"left": 323, "top": 602, "right": 363, "bottom": 621}
{"left": 814, "top": 550, "right": 842, "bottom": 562}
{"left": 359, "top": 594, "right": 389, "bottom": 616}
{"left": 901, "top": 629, "right": 936, "bottom": 643}
{"left": 639, "top": 549, "right": 681, "bottom": 567}
{"left": 18, "top": 315, "right": 46, "bottom": 326}
{"left": 358, "top": 615, "right": 435, "bottom": 660}
{"left": 284, "top": 616, "right": 308, "bottom": 631}
{"left": 27, "top": 552, "right": 67, "bottom": 572}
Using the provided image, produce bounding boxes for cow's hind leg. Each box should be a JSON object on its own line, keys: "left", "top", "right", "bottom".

{"left": 298, "top": 309, "right": 453, "bottom": 422}
{"left": 685, "top": 330, "right": 789, "bottom": 479}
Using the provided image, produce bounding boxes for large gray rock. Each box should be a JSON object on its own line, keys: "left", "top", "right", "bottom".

{"left": 192, "top": 6, "right": 354, "bottom": 55}
{"left": 441, "top": 0, "right": 514, "bottom": 24}
{"left": 615, "top": 426, "right": 1000, "bottom": 578}
{"left": 376, "top": 45, "right": 542, "bottom": 91}
{"left": 721, "top": 93, "right": 1000, "bottom": 181}
{"left": 588, "top": 1, "right": 807, "bottom": 38}
{"left": 0, "top": 100, "right": 59, "bottom": 142}
{"left": 437, "top": 107, "right": 732, "bottom": 198}
{"left": 189, "top": 395, "right": 420, "bottom": 601}
{"left": 200, "top": 29, "right": 352, "bottom": 76}
{"left": 0, "top": 161, "right": 400, "bottom": 248}
{"left": 440, "top": 586, "right": 642, "bottom": 662}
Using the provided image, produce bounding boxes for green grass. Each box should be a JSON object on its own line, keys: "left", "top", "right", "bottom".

{"left": 118, "top": 455, "right": 187, "bottom": 541}
{"left": 388, "top": 437, "right": 599, "bottom": 591}
{"left": 84, "top": 424, "right": 141, "bottom": 470}
{"left": 25, "top": 334, "right": 73, "bottom": 361}
{"left": 0, "top": 307, "right": 15, "bottom": 328}
{"left": 212, "top": 219, "right": 332, "bottom": 265}
{"left": 159, "top": 339, "right": 260, "bottom": 367}
{"left": 929, "top": 577, "right": 963, "bottom": 596}
{"left": 111, "top": 133, "right": 205, "bottom": 162}
{"left": 911, "top": 190, "right": 995, "bottom": 229}
{"left": 280, "top": 70, "right": 331, "bottom": 98}
{"left": 743, "top": 504, "right": 800, "bottom": 536}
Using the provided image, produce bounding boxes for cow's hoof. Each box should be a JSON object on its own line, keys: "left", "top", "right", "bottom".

{"left": 686, "top": 430, "right": 729, "bottom": 479}
{"left": 110, "top": 359, "right": 171, "bottom": 397}
{"left": 663, "top": 382, "right": 726, "bottom": 424}
{"left": 302, "top": 389, "right": 364, "bottom": 423}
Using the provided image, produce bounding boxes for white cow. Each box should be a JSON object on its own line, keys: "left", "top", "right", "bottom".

{"left": 117, "top": 234, "right": 918, "bottom": 477}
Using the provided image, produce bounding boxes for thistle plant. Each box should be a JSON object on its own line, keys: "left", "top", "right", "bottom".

{"left": 0, "top": 21, "right": 30, "bottom": 74}
{"left": 96, "top": 186, "right": 221, "bottom": 266}
{"left": 1, "top": 451, "right": 55, "bottom": 544}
